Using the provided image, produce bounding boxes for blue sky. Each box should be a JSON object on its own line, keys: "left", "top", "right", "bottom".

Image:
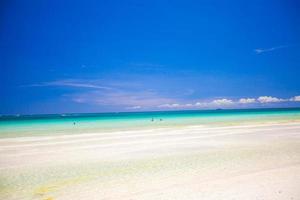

{"left": 1, "top": 0, "right": 300, "bottom": 114}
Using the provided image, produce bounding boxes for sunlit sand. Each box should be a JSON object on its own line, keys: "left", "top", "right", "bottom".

{"left": 1, "top": 121, "right": 300, "bottom": 200}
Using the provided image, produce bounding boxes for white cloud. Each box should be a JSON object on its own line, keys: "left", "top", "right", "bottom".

{"left": 257, "top": 96, "right": 285, "bottom": 103}
{"left": 52, "top": 81, "right": 111, "bottom": 90}
{"left": 72, "top": 90, "right": 176, "bottom": 109}
{"left": 159, "top": 95, "right": 299, "bottom": 109}
{"left": 158, "top": 103, "right": 180, "bottom": 108}
{"left": 254, "top": 45, "right": 289, "bottom": 54}
{"left": 26, "top": 79, "right": 112, "bottom": 90}
{"left": 290, "top": 96, "right": 300, "bottom": 102}
{"left": 159, "top": 100, "right": 235, "bottom": 109}
{"left": 239, "top": 98, "right": 256, "bottom": 104}
{"left": 70, "top": 92, "right": 300, "bottom": 111}
{"left": 33, "top": 78, "right": 299, "bottom": 110}
{"left": 212, "top": 99, "right": 233, "bottom": 105}
{"left": 126, "top": 106, "right": 142, "bottom": 109}
{"left": 158, "top": 103, "right": 202, "bottom": 109}
{"left": 195, "top": 102, "right": 205, "bottom": 106}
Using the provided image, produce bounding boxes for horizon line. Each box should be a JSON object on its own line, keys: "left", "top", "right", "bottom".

{"left": 1, "top": 106, "right": 300, "bottom": 119}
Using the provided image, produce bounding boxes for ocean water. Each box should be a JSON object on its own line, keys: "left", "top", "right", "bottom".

{"left": 0, "top": 108, "right": 300, "bottom": 138}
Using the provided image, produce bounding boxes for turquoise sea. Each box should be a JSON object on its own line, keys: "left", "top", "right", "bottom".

{"left": 1, "top": 108, "right": 300, "bottom": 138}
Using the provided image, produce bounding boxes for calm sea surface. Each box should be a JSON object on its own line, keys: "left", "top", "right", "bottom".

{"left": 1, "top": 108, "right": 300, "bottom": 138}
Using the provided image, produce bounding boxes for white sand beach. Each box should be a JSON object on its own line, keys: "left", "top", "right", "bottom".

{"left": 1, "top": 122, "right": 300, "bottom": 200}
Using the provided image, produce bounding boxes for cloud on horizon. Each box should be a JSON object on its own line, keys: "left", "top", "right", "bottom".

{"left": 257, "top": 96, "right": 286, "bottom": 103}
{"left": 24, "top": 79, "right": 300, "bottom": 111}
{"left": 290, "top": 96, "right": 300, "bottom": 102}
{"left": 212, "top": 99, "right": 233, "bottom": 105}
{"left": 157, "top": 96, "right": 299, "bottom": 110}
{"left": 239, "top": 98, "right": 256, "bottom": 104}
{"left": 71, "top": 90, "right": 177, "bottom": 110}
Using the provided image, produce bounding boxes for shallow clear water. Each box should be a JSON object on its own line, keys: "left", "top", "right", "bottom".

{"left": 1, "top": 108, "right": 300, "bottom": 138}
